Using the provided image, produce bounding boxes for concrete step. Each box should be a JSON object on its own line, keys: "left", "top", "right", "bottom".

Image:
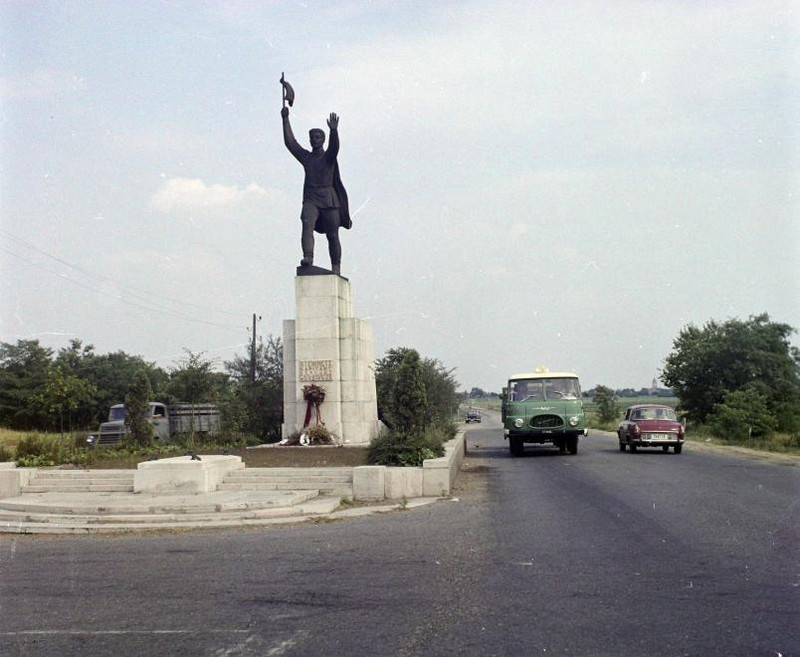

{"left": 220, "top": 466, "right": 353, "bottom": 496}
{"left": 224, "top": 475, "right": 353, "bottom": 488}
{"left": 29, "top": 477, "right": 135, "bottom": 485}
{"left": 22, "top": 469, "right": 136, "bottom": 493}
{"left": 0, "top": 490, "right": 320, "bottom": 516}
{"left": 0, "top": 496, "right": 345, "bottom": 534}
{"left": 217, "top": 482, "right": 353, "bottom": 496}
{"left": 27, "top": 469, "right": 135, "bottom": 480}
{"left": 0, "top": 496, "right": 339, "bottom": 525}
{"left": 232, "top": 467, "right": 354, "bottom": 478}
{"left": 22, "top": 484, "right": 135, "bottom": 493}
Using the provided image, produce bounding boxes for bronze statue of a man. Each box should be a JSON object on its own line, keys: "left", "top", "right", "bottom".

{"left": 281, "top": 106, "right": 351, "bottom": 275}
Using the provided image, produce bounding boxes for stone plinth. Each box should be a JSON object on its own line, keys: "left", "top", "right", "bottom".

{"left": 134, "top": 455, "right": 243, "bottom": 494}
{"left": 282, "top": 275, "right": 381, "bottom": 445}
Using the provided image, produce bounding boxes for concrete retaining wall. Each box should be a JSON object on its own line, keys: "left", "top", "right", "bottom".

{"left": 0, "top": 462, "right": 20, "bottom": 498}
{"left": 0, "top": 464, "right": 37, "bottom": 498}
{"left": 352, "top": 431, "right": 466, "bottom": 501}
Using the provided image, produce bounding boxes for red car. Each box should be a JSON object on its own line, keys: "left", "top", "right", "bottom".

{"left": 617, "top": 404, "right": 685, "bottom": 454}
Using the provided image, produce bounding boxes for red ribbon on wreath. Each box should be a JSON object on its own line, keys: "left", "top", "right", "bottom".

{"left": 302, "top": 384, "right": 326, "bottom": 429}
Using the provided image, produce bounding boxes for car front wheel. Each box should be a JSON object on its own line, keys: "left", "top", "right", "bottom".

{"left": 674, "top": 444, "right": 683, "bottom": 454}
{"left": 619, "top": 442, "right": 626, "bottom": 452}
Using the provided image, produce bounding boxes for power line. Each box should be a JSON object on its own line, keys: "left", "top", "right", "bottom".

{"left": 0, "top": 228, "right": 245, "bottom": 319}
{"left": 0, "top": 245, "right": 243, "bottom": 331}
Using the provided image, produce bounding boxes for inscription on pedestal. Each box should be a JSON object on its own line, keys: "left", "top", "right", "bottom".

{"left": 300, "top": 359, "right": 333, "bottom": 382}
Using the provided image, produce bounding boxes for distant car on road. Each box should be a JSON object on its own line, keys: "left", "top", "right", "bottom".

{"left": 465, "top": 409, "right": 482, "bottom": 423}
{"left": 618, "top": 404, "right": 684, "bottom": 454}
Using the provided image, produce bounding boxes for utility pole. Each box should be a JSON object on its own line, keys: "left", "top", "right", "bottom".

{"left": 250, "top": 313, "right": 257, "bottom": 384}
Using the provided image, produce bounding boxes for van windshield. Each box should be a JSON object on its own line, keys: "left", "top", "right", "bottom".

{"left": 509, "top": 378, "right": 580, "bottom": 401}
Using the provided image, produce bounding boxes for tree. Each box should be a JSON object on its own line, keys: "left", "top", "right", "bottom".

{"left": 125, "top": 370, "right": 154, "bottom": 447}
{"left": 393, "top": 350, "right": 428, "bottom": 436}
{"left": 420, "top": 357, "right": 459, "bottom": 424}
{"left": 224, "top": 336, "right": 284, "bottom": 441}
{"left": 0, "top": 340, "right": 54, "bottom": 429}
{"left": 37, "top": 366, "right": 96, "bottom": 434}
{"left": 662, "top": 314, "right": 800, "bottom": 430}
{"left": 375, "top": 347, "right": 459, "bottom": 431}
{"left": 594, "top": 385, "right": 620, "bottom": 423}
{"left": 168, "top": 350, "right": 227, "bottom": 403}
{"left": 55, "top": 340, "right": 168, "bottom": 429}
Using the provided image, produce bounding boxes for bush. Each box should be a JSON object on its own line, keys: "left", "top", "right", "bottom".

{"left": 594, "top": 385, "right": 621, "bottom": 423}
{"left": 708, "top": 387, "right": 778, "bottom": 440}
{"left": 15, "top": 432, "right": 79, "bottom": 466}
{"left": 367, "top": 421, "right": 454, "bottom": 467}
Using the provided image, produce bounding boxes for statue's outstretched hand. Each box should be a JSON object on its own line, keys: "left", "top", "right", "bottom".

{"left": 327, "top": 113, "right": 339, "bottom": 130}
{"left": 281, "top": 107, "right": 289, "bottom": 119}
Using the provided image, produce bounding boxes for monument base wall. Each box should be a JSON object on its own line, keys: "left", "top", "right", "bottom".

{"left": 282, "top": 275, "right": 381, "bottom": 446}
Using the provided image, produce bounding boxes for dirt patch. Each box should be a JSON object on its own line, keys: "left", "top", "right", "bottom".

{"left": 71, "top": 446, "right": 369, "bottom": 470}
{"left": 239, "top": 445, "right": 368, "bottom": 468}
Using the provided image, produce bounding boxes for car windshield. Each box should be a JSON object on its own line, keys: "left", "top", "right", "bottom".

{"left": 109, "top": 407, "right": 127, "bottom": 421}
{"left": 632, "top": 407, "right": 677, "bottom": 421}
{"left": 509, "top": 378, "right": 580, "bottom": 401}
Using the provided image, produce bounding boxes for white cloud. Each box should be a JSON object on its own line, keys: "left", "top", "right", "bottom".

{"left": 149, "top": 178, "right": 269, "bottom": 214}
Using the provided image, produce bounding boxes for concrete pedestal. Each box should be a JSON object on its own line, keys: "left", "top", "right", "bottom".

{"left": 134, "top": 455, "right": 243, "bottom": 494}
{"left": 282, "top": 275, "right": 381, "bottom": 445}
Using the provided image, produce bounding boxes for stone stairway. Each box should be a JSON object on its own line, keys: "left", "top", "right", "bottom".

{"left": 22, "top": 469, "right": 135, "bottom": 493}
{"left": 218, "top": 467, "right": 355, "bottom": 497}
{"left": 0, "top": 489, "right": 344, "bottom": 534}
{"left": 0, "top": 466, "right": 363, "bottom": 534}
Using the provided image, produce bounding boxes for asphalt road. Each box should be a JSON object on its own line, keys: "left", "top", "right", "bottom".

{"left": 1, "top": 412, "right": 797, "bottom": 656}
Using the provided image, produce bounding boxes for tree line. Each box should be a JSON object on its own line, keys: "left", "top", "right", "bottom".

{"left": 590, "top": 314, "right": 800, "bottom": 439}
{"left": 0, "top": 337, "right": 284, "bottom": 441}
{"left": 0, "top": 338, "right": 462, "bottom": 453}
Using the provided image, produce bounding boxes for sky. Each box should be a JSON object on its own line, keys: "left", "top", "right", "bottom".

{"left": 1, "top": 0, "right": 798, "bottom": 393}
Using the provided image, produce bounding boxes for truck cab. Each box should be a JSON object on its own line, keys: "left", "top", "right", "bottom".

{"left": 503, "top": 368, "right": 587, "bottom": 456}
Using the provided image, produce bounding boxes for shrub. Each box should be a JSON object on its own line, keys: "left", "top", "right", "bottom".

{"left": 594, "top": 385, "right": 621, "bottom": 423}
{"left": 708, "top": 387, "right": 778, "bottom": 440}
{"left": 367, "top": 421, "right": 453, "bottom": 467}
{"left": 15, "top": 433, "right": 74, "bottom": 465}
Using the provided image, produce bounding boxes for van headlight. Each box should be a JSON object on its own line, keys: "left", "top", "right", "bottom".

{"left": 514, "top": 418, "right": 524, "bottom": 428}
{"left": 568, "top": 416, "right": 579, "bottom": 427}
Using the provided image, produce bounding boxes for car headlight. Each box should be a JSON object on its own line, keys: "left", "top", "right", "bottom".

{"left": 514, "top": 418, "right": 524, "bottom": 428}
{"left": 569, "top": 416, "right": 579, "bottom": 427}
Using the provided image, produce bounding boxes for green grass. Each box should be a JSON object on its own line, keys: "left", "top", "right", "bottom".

{"left": 460, "top": 398, "right": 502, "bottom": 412}
{"left": 685, "top": 425, "right": 799, "bottom": 454}
{"left": 0, "top": 427, "right": 33, "bottom": 451}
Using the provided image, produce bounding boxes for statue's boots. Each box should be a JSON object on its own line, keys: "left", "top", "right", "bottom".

{"left": 332, "top": 264, "right": 341, "bottom": 275}
{"left": 300, "top": 255, "right": 313, "bottom": 267}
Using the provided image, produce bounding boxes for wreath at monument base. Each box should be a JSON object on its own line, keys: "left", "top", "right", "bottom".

{"left": 279, "top": 383, "right": 338, "bottom": 446}
{"left": 302, "top": 383, "right": 326, "bottom": 428}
